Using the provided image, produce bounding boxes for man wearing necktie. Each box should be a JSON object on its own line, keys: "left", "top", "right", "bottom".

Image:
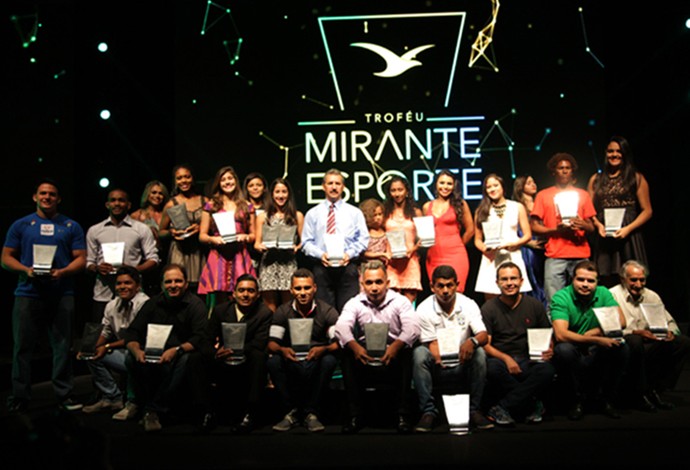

{"left": 301, "top": 169, "right": 369, "bottom": 313}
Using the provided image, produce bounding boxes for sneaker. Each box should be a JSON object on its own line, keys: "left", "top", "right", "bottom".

{"left": 143, "top": 411, "right": 162, "bottom": 432}
{"left": 525, "top": 400, "right": 545, "bottom": 424}
{"left": 488, "top": 405, "right": 515, "bottom": 426}
{"left": 470, "top": 411, "right": 494, "bottom": 430}
{"left": 113, "top": 402, "right": 139, "bottom": 421}
{"left": 59, "top": 398, "right": 83, "bottom": 412}
{"left": 82, "top": 399, "right": 124, "bottom": 414}
{"left": 272, "top": 409, "right": 299, "bottom": 432}
{"left": 304, "top": 413, "right": 325, "bottom": 432}
{"left": 414, "top": 412, "right": 435, "bottom": 433}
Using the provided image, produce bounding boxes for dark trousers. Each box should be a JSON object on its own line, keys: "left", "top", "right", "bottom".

{"left": 553, "top": 341, "right": 629, "bottom": 404}
{"left": 487, "top": 356, "right": 556, "bottom": 413}
{"left": 126, "top": 350, "right": 193, "bottom": 414}
{"left": 267, "top": 352, "right": 338, "bottom": 417}
{"left": 188, "top": 349, "right": 267, "bottom": 420}
{"left": 11, "top": 295, "right": 74, "bottom": 402}
{"left": 312, "top": 263, "right": 359, "bottom": 313}
{"left": 623, "top": 333, "right": 690, "bottom": 395}
{"left": 340, "top": 347, "right": 413, "bottom": 419}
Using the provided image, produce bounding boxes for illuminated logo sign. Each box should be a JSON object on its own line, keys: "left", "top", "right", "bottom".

{"left": 350, "top": 42, "right": 435, "bottom": 78}
{"left": 299, "top": 11, "right": 487, "bottom": 205}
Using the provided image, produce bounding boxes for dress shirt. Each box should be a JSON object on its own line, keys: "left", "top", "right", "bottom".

{"left": 101, "top": 291, "right": 150, "bottom": 340}
{"left": 416, "top": 293, "right": 486, "bottom": 344}
{"left": 335, "top": 289, "right": 419, "bottom": 348}
{"left": 609, "top": 284, "right": 680, "bottom": 335}
{"left": 86, "top": 215, "right": 159, "bottom": 301}
{"left": 301, "top": 199, "right": 369, "bottom": 260}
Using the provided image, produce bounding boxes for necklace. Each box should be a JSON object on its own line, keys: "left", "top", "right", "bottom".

{"left": 492, "top": 202, "right": 507, "bottom": 218}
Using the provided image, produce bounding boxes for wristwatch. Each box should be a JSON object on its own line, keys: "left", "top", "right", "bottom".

{"left": 469, "top": 337, "right": 479, "bottom": 347}
{"left": 175, "top": 345, "right": 184, "bottom": 355}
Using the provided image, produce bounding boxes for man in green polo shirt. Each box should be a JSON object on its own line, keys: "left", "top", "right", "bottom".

{"left": 551, "top": 260, "right": 629, "bottom": 420}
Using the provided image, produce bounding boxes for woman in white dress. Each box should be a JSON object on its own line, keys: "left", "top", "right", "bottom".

{"left": 474, "top": 174, "right": 533, "bottom": 301}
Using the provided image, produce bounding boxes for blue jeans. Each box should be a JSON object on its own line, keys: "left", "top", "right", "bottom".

{"left": 412, "top": 345, "right": 487, "bottom": 416}
{"left": 544, "top": 258, "right": 588, "bottom": 312}
{"left": 11, "top": 295, "right": 74, "bottom": 402}
{"left": 87, "top": 348, "right": 130, "bottom": 402}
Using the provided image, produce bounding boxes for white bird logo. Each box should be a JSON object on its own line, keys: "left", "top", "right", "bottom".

{"left": 350, "top": 42, "right": 435, "bottom": 78}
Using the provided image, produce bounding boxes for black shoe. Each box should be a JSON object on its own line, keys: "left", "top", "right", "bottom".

{"left": 414, "top": 413, "right": 435, "bottom": 433}
{"left": 7, "top": 398, "right": 28, "bottom": 415}
{"left": 397, "top": 415, "right": 412, "bottom": 434}
{"left": 648, "top": 390, "right": 675, "bottom": 410}
{"left": 635, "top": 395, "right": 657, "bottom": 413}
{"left": 602, "top": 402, "right": 621, "bottom": 419}
{"left": 199, "top": 412, "right": 216, "bottom": 433}
{"left": 341, "top": 416, "right": 364, "bottom": 434}
{"left": 234, "top": 413, "right": 255, "bottom": 434}
{"left": 567, "top": 402, "right": 584, "bottom": 421}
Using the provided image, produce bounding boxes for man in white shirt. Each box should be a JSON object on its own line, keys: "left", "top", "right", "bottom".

{"left": 301, "top": 169, "right": 369, "bottom": 312}
{"left": 610, "top": 260, "right": 690, "bottom": 411}
{"left": 412, "top": 265, "right": 493, "bottom": 432}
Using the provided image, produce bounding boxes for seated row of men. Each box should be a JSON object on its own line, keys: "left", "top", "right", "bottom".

{"left": 79, "top": 258, "right": 690, "bottom": 434}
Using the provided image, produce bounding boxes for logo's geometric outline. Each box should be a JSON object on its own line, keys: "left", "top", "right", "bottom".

{"left": 318, "top": 12, "right": 467, "bottom": 111}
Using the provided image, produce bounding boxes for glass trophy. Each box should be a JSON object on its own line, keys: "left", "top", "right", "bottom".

{"left": 553, "top": 191, "right": 579, "bottom": 226}
{"left": 78, "top": 322, "right": 104, "bottom": 360}
{"left": 221, "top": 322, "right": 247, "bottom": 365}
{"left": 324, "top": 233, "right": 345, "bottom": 267}
{"left": 640, "top": 303, "right": 669, "bottom": 339}
{"left": 261, "top": 223, "right": 279, "bottom": 249}
{"left": 481, "top": 220, "right": 502, "bottom": 250}
{"left": 32, "top": 244, "right": 57, "bottom": 276}
{"left": 604, "top": 208, "right": 626, "bottom": 237}
{"left": 413, "top": 216, "right": 435, "bottom": 247}
{"left": 442, "top": 393, "right": 470, "bottom": 435}
{"left": 436, "top": 327, "right": 461, "bottom": 367}
{"left": 288, "top": 318, "right": 314, "bottom": 361}
{"left": 527, "top": 328, "right": 553, "bottom": 362}
{"left": 102, "top": 242, "right": 125, "bottom": 273}
{"left": 593, "top": 307, "right": 624, "bottom": 340}
{"left": 385, "top": 229, "right": 407, "bottom": 259}
{"left": 364, "top": 322, "right": 389, "bottom": 366}
{"left": 144, "top": 323, "right": 173, "bottom": 363}
{"left": 277, "top": 225, "right": 297, "bottom": 250}
{"left": 166, "top": 204, "right": 193, "bottom": 237}
{"left": 212, "top": 211, "right": 237, "bottom": 243}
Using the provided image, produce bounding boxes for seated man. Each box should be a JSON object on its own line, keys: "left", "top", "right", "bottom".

{"left": 124, "top": 263, "right": 209, "bottom": 432}
{"left": 267, "top": 268, "right": 340, "bottom": 433}
{"left": 413, "top": 265, "right": 493, "bottom": 433}
{"left": 335, "top": 260, "right": 420, "bottom": 434}
{"left": 79, "top": 266, "right": 149, "bottom": 420}
{"left": 481, "top": 262, "right": 556, "bottom": 426}
{"left": 610, "top": 260, "right": 690, "bottom": 411}
{"left": 196, "top": 273, "right": 272, "bottom": 433}
{"left": 551, "top": 260, "right": 629, "bottom": 420}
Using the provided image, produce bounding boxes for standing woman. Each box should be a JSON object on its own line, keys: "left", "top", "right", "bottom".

{"left": 383, "top": 176, "right": 423, "bottom": 303}
{"left": 513, "top": 175, "right": 547, "bottom": 306}
{"left": 158, "top": 164, "right": 207, "bottom": 293}
{"left": 422, "top": 170, "right": 475, "bottom": 292}
{"left": 198, "top": 166, "right": 256, "bottom": 308}
{"left": 254, "top": 178, "right": 304, "bottom": 312}
{"left": 243, "top": 172, "right": 270, "bottom": 273}
{"left": 131, "top": 180, "right": 170, "bottom": 295}
{"left": 587, "top": 136, "right": 652, "bottom": 286}
{"left": 473, "top": 174, "right": 532, "bottom": 301}
{"left": 131, "top": 180, "right": 170, "bottom": 238}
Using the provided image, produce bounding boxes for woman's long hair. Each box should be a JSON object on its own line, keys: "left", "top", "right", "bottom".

{"left": 265, "top": 178, "right": 298, "bottom": 226}
{"left": 475, "top": 173, "right": 505, "bottom": 224}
